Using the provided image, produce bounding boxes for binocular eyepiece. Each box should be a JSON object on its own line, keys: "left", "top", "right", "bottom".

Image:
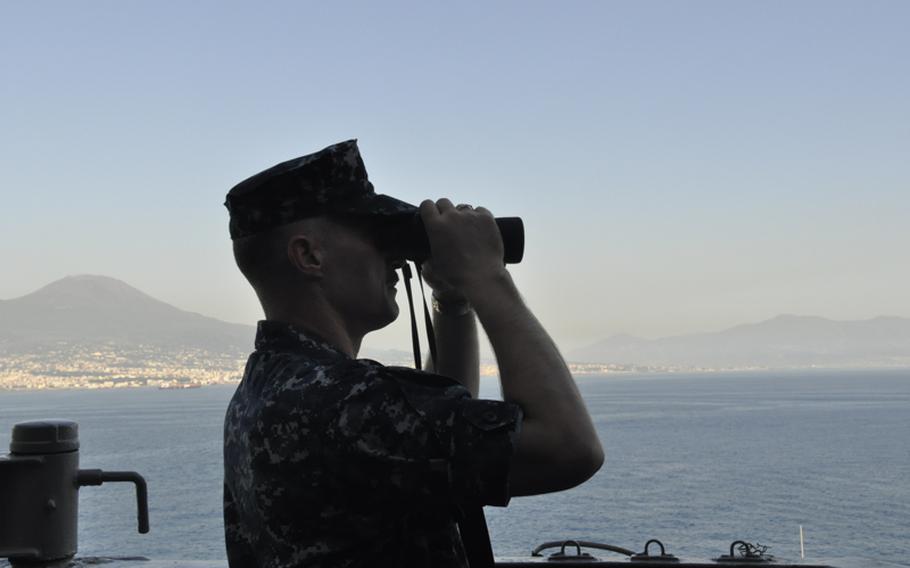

{"left": 368, "top": 214, "right": 524, "bottom": 264}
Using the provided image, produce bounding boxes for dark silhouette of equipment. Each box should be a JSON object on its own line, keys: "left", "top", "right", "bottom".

{"left": 373, "top": 214, "right": 525, "bottom": 264}
{"left": 0, "top": 420, "right": 148, "bottom": 565}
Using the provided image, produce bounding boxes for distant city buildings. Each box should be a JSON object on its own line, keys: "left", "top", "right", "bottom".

{"left": 0, "top": 342, "right": 722, "bottom": 390}
{"left": 0, "top": 344, "right": 247, "bottom": 390}
{"left": 5, "top": 341, "right": 895, "bottom": 391}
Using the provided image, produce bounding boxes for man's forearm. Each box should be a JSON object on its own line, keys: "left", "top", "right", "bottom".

{"left": 467, "top": 270, "right": 603, "bottom": 494}
{"left": 471, "top": 271, "right": 580, "bottom": 419}
{"left": 425, "top": 304, "right": 480, "bottom": 397}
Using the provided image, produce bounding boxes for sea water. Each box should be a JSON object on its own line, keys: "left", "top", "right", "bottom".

{"left": 1, "top": 370, "right": 908, "bottom": 563}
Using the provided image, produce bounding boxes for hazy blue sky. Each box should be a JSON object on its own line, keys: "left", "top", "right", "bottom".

{"left": 1, "top": 1, "right": 908, "bottom": 351}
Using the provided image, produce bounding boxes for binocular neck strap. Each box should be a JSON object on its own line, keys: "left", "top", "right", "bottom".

{"left": 413, "top": 263, "right": 438, "bottom": 368}
{"left": 400, "top": 263, "right": 437, "bottom": 371}
{"left": 401, "top": 264, "right": 493, "bottom": 568}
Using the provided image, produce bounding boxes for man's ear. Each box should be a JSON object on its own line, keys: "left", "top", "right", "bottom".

{"left": 287, "top": 234, "right": 324, "bottom": 277}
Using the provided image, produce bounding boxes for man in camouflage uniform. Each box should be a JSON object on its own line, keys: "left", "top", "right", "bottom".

{"left": 223, "top": 140, "right": 603, "bottom": 568}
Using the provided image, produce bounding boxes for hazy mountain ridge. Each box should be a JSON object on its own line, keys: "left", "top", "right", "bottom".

{"left": 0, "top": 276, "right": 437, "bottom": 365}
{"left": 4, "top": 276, "right": 910, "bottom": 371}
{"left": 569, "top": 314, "right": 910, "bottom": 368}
{"left": 0, "top": 275, "right": 255, "bottom": 354}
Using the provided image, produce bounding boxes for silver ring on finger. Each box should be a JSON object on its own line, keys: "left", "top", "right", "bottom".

{"left": 455, "top": 203, "right": 473, "bottom": 211}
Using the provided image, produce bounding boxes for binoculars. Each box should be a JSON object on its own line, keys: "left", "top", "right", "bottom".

{"left": 370, "top": 214, "right": 525, "bottom": 264}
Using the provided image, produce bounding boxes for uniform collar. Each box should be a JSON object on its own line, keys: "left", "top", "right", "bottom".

{"left": 254, "top": 320, "right": 349, "bottom": 358}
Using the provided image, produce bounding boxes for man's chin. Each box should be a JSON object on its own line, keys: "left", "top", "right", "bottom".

{"left": 384, "top": 304, "right": 400, "bottom": 327}
{"left": 368, "top": 305, "right": 400, "bottom": 332}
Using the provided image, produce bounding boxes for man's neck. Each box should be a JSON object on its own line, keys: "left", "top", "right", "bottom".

{"left": 264, "top": 302, "right": 363, "bottom": 358}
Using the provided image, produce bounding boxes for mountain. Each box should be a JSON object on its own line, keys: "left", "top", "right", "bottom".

{"left": 5, "top": 276, "right": 910, "bottom": 370}
{"left": 568, "top": 314, "right": 910, "bottom": 369}
{"left": 0, "top": 275, "right": 255, "bottom": 353}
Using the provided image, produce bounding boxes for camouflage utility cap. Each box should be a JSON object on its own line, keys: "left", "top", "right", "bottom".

{"left": 225, "top": 139, "right": 417, "bottom": 240}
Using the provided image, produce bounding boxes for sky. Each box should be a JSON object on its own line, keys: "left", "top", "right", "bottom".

{"left": 1, "top": 1, "right": 908, "bottom": 352}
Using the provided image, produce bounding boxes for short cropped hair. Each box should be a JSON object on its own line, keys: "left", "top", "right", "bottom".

{"left": 232, "top": 223, "right": 302, "bottom": 292}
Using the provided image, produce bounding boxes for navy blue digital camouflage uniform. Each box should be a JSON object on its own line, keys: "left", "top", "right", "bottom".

{"left": 223, "top": 321, "right": 522, "bottom": 568}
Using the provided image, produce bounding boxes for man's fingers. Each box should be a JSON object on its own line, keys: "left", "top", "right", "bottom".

{"left": 422, "top": 198, "right": 494, "bottom": 230}
{"left": 420, "top": 199, "right": 441, "bottom": 226}
{"left": 436, "top": 198, "right": 455, "bottom": 213}
{"left": 422, "top": 198, "right": 467, "bottom": 228}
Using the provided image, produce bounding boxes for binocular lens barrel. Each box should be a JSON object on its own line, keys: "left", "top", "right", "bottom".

{"left": 374, "top": 215, "right": 524, "bottom": 264}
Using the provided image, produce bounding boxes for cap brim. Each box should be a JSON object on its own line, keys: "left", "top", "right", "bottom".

{"left": 334, "top": 193, "right": 418, "bottom": 217}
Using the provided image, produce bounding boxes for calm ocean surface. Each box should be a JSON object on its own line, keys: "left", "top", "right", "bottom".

{"left": 1, "top": 370, "right": 908, "bottom": 563}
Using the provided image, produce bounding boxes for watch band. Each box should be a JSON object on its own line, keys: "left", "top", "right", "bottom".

{"left": 431, "top": 294, "right": 473, "bottom": 317}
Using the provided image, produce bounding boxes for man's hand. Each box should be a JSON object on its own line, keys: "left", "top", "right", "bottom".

{"left": 419, "top": 199, "right": 506, "bottom": 299}
{"left": 421, "top": 199, "right": 603, "bottom": 498}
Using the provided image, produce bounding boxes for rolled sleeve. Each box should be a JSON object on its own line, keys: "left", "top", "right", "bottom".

{"left": 446, "top": 398, "right": 522, "bottom": 506}
{"left": 380, "top": 366, "right": 523, "bottom": 506}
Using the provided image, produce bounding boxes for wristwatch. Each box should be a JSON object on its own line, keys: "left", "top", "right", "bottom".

{"left": 431, "top": 293, "right": 473, "bottom": 317}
